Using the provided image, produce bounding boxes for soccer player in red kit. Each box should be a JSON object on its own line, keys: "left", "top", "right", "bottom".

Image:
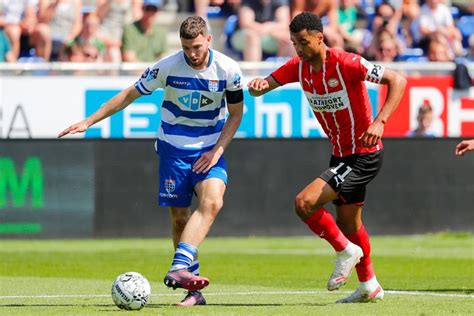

{"left": 248, "top": 12, "right": 406, "bottom": 303}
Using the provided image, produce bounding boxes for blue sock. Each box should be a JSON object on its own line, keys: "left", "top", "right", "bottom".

{"left": 170, "top": 242, "right": 197, "bottom": 271}
{"left": 188, "top": 260, "right": 200, "bottom": 276}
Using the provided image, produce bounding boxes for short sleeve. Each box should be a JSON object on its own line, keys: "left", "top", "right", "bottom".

{"left": 226, "top": 61, "right": 243, "bottom": 92}
{"left": 271, "top": 56, "right": 300, "bottom": 86}
{"left": 342, "top": 53, "right": 385, "bottom": 84}
{"left": 134, "top": 61, "right": 165, "bottom": 95}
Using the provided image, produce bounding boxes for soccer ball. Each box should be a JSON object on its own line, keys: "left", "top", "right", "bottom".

{"left": 111, "top": 272, "right": 151, "bottom": 310}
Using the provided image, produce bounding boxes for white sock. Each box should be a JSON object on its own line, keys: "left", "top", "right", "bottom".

{"left": 340, "top": 241, "right": 357, "bottom": 255}
{"left": 360, "top": 276, "right": 379, "bottom": 291}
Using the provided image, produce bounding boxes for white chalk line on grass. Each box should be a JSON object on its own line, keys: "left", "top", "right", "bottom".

{"left": 0, "top": 290, "right": 472, "bottom": 300}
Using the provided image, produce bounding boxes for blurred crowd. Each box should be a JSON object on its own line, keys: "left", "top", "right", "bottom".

{"left": 0, "top": 0, "right": 472, "bottom": 63}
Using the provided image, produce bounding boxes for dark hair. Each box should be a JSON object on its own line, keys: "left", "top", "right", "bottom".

{"left": 180, "top": 16, "right": 208, "bottom": 39}
{"left": 289, "top": 12, "right": 323, "bottom": 33}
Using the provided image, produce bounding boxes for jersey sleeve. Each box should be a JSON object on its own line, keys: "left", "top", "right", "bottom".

{"left": 134, "top": 60, "right": 166, "bottom": 95}
{"left": 271, "top": 56, "right": 300, "bottom": 86}
{"left": 341, "top": 53, "right": 385, "bottom": 84}
{"left": 226, "top": 60, "right": 243, "bottom": 92}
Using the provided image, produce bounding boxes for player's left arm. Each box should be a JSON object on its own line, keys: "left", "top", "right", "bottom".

{"left": 192, "top": 93, "right": 244, "bottom": 174}
{"left": 360, "top": 68, "right": 407, "bottom": 148}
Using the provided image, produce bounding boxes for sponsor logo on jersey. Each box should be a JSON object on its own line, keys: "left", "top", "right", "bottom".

{"left": 178, "top": 91, "right": 214, "bottom": 110}
{"left": 147, "top": 68, "right": 159, "bottom": 81}
{"left": 328, "top": 78, "right": 339, "bottom": 88}
{"left": 172, "top": 80, "right": 190, "bottom": 87}
{"left": 306, "top": 91, "right": 348, "bottom": 113}
{"left": 208, "top": 80, "right": 219, "bottom": 92}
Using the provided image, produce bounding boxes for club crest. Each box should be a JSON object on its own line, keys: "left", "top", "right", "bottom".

{"left": 164, "top": 179, "right": 176, "bottom": 193}
{"left": 328, "top": 78, "right": 339, "bottom": 88}
{"left": 208, "top": 80, "right": 219, "bottom": 92}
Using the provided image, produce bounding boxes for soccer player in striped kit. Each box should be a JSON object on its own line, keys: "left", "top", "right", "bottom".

{"left": 248, "top": 12, "right": 406, "bottom": 303}
{"left": 59, "top": 16, "right": 244, "bottom": 306}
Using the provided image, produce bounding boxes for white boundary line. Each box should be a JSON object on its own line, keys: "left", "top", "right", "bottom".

{"left": 0, "top": 290, "right": 472, "bottom": 300}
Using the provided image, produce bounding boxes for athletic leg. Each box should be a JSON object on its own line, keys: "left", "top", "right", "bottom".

{"left": 164, "top": 178, "right": 225, "bottom": 291}
{"left": 335, "top": 205, "right": 383, "bottom": 303}
{"left": 169, "top": 207, "right": 206, "bottom": 305}
{"left": 294, "top": 177, "right": 362, "bottom": 291}
{"left": 180, "top": 178, "right": 225, "bottom": 246}
{"left": 169, "top": 207, "right": 191, "bottom": 248}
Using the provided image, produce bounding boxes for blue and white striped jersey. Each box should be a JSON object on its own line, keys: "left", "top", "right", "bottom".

{"left": 135, "top": 49, "right": 243, "bottom": 157}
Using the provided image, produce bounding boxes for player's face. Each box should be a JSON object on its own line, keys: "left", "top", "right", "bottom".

{"left": 181, "top": 34, "right": 212, "bottom": 68}
{"left": 290, "top": 29, "right": 324, "bottom": 62}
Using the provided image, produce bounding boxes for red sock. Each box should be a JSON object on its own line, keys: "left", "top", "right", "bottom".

{"left": 345, "top": 225, "right": 374, "bottom": 282}
{"left": 304, "top": 208, "right": 348, "bottom": 252}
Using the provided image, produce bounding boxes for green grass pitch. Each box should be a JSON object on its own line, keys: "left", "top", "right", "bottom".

{"left": 0, "top": 233, "right": 472, "bottom": 315}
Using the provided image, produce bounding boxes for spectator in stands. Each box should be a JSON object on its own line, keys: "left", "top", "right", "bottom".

{"left": 426, "top": 32, "right": 454, "bottom": 61}
{"left": 416, "top": 0, "right": 463, "bottom": 56}
{"left": 121, "top": 0, "right": 167, "bottom": 62}
{"left": 407, "top": 102, "right": 435, "bottom": 137}
{"left": 96, "top": 0, "right": 142, "bottom": 62}
{"left": 338, "top": 0, "right": 365, "bottom": 54}
{"left": 374, "top": 33, "right": 401, "bottom": 61}
{"left": 63, "top": 12, "right": 104, "bottom": 61}
{"left": 231, "top": 0, "right": 292, "bottom": 61}
{"left": 0, "top": 27, "right": 15, "bottom": 62}
{"left": 36, "top": 0, "right": 83, "bottom": 61}
{"left": 63, "top": 41, "right": 99, "bottom": 62}
{"left": 203, "top": 0, "right": 241, "bottom": 19}
{"left": 365, "top": 28, "right": 403, "bottom": 61}
{"left": 0, "top": 0, "right": 37, "bottom": 60}
{"left": 402, "top": 0, "right": 420, "bottom": 23}
{"left": 371, "top": 1, "right": 401, "bottom": 38}
{"left": 291, "top": 0, "right": 343, "bottom": 49}
{"left": 400, "top": 0, "right": 420, "bottom": 47}
{"left": 468, "top": 35, "right": 474, "bottom": 62}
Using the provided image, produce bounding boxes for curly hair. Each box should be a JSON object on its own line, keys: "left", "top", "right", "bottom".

{"left": 180, "top": 16, "right": 208, "bottom": 39}
{"left": 289, "top": 12, "right": 323, "bottom": 33}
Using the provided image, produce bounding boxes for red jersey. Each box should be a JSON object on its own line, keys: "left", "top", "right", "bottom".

{"left": 271, "top": 48, "right": 384, "bottom": 157}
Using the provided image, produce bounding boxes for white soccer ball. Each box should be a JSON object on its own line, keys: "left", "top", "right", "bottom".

{"left": 111, "top": 272, "right": 151, "bottom": 310}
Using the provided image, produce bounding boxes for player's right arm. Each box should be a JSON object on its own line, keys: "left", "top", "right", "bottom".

{"left": 248, "top": 56, "right": 300, "bottom": 97}
{"left": 58, "top": 85, "right": 141, "bottom": 138}
{"left": 247, "top": 76, "right": 280, "bottom": 97}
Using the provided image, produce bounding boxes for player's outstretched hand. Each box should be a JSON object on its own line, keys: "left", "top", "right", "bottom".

{"left": 247, "top": 78, "right": 269, "bottom": 95}
{"left": 455, "top": 139, "right": 474, "bottom": 156}
{"left": 359, "top": 120, "right": 385, "bottom": 148}
{"left": 58, "top": 120, "right": 90, "bottom": 138}
{"left": 193, "top": 148, "right": 223, "bottom": 174}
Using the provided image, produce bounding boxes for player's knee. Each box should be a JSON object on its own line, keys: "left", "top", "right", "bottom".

{"left": 200, "top": 197, "right": 223, "bottom": 217}
{"left": 294, "top": 194, "right": 313, "bottom": 219}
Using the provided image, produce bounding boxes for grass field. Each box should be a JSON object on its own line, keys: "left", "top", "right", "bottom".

{"left": 0, "top": 233, "right": 472, "bottom": 315}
